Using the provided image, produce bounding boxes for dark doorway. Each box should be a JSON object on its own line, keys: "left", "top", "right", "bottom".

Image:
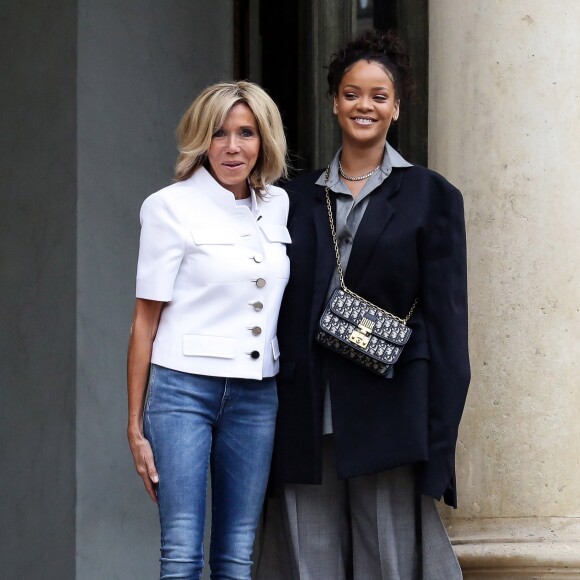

{"left": 258, "top": 0, "right": 303, "bottom": 170}
{"left": 235, "top": 0, "right": 428, "bottom": 172}
{"left": 372, "top": 0, "right": 429, "bottom": 166}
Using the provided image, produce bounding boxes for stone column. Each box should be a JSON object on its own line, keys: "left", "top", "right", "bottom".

{"left": 76, "top": 3, "right": 233, "bottom": 578}
{"left": 429, "top": 2, "right": 580, "bottom": 578}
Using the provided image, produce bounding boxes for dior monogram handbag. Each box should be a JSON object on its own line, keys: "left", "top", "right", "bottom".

{"left": 315, "top": 175, "right": 417, "bottom": 378}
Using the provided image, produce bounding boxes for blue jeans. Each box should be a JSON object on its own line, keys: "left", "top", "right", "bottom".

{"left": 144, "top": 364, "right": 278, "bottom": 580}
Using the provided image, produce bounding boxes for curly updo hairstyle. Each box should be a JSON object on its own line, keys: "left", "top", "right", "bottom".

{"left": 327, "top": 29, "right": 415, "bottom": 103}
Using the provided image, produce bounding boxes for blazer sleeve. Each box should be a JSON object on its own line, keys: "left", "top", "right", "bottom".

{"left": 418, "top": 180, "right": 471, "bottom": 507}
{"left": 136, "top": 194, "right": 186, "bottom": 302}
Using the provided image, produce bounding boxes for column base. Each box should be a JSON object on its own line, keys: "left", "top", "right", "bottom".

{"left": 444, "top": 517, "right": 580, "bottom": 579}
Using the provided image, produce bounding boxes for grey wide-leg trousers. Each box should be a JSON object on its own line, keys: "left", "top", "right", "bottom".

{"left": 255, "top": 437, "right": 462, "bottom": 580}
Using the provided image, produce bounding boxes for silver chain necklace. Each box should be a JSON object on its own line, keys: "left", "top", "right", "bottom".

{"left": 338, "top": 159, "right": 380, "bottom": 182}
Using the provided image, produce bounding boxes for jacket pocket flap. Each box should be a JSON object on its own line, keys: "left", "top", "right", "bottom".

{"left": 183, "top": 335, "right": 237, "bottom": 358}
{"left": 259, "top": 223, "right": 292, "bottom": 244}
{"left": 271, "top": 336, "right": 281, "bottom": 360}
{"left": 191, "top": 229, "right": 239, "bottom": 245}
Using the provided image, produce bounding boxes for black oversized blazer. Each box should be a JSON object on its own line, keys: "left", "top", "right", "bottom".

{"left": 270, "top": 163, "right": 470, "bottom": 508}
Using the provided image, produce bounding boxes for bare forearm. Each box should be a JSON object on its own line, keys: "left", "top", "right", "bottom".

{"left": 127, "top": 299, "right": 164, "bottom": 435}
{"left": 127, "top": 336, "right": 152, "bottom": 434}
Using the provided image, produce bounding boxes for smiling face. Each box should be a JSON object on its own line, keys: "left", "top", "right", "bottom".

{"left": 333, "top": 59, "right": 400, "bottom": 148}
{"left": 207, "top": 102, "right": 261, "bottom": 198}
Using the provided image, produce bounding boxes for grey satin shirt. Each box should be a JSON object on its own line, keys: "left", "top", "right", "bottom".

{"left": 317, "top": 142, "right": 413, "bottom": 434}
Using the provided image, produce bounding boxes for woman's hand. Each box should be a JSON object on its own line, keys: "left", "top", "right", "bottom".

{"left": 128, "top": 428, "right": 159, "bottom": 503}
{"left": 127, "top": 298, "right": 164, "bottom": 503}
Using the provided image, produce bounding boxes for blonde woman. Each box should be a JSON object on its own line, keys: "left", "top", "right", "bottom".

{"left": 127, "top": 81, "right": 289, "bottom": 580}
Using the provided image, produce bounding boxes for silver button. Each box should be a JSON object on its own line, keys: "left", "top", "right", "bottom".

{"left": 252, "top": 301, "right": 263, "bottom": 311}
{"left": 255, "top": 278, "right": 266, "bottom": 288}
{"left": 253, "top": 253, "right": 264, "bottom": 263}
{"left": 250, "top": 350, "right": 260, "bottom": 359}
{"left": 251, "top": 326, "right": 262, "bottom": 336}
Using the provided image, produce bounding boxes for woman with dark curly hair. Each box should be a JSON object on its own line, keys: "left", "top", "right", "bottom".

{"left": 257, "top": 30, "right": 469, "bottom": 579}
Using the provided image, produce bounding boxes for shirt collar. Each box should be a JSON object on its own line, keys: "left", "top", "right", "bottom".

{"left": 189, "top": 166, "right": 260, "bottom": 217}
{"left": 315, "top": 142, "right": 412, "bottom": 188}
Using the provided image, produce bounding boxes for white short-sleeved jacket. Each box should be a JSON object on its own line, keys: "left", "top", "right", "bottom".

{"left": 136, "top": 166, "right": 291, "bottom": 379}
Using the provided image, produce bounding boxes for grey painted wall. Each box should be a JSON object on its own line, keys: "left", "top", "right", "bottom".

{"left": 0, "top": 1, "right": 78, "bottom": 578}
{"left": 76, "top": 1, "right": 233, "bottom": 578}
{"left": 1, "top": 1, "right": 233, "bottom": 578}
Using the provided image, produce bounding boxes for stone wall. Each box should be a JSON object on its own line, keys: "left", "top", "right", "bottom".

{"left": 429, "top": 2, "right": 580, "bottom": 577}
{"left": 0, "top": 2, "right": 233, "bottom": 578}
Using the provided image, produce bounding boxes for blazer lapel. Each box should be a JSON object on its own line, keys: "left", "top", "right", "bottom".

{"left": 309, "top": 187, "right": 335, "bottom": 340}
{"left": 344, "top": 170, "right": 404, "bottom": 288}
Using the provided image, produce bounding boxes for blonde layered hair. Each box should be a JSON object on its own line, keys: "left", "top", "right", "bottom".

{"left": 175, "top": 81, "right": 287, "bottom": 197}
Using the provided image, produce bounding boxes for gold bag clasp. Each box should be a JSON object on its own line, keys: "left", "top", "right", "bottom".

{"left": 348, "top": 315, "right": 376, "bottom": 349}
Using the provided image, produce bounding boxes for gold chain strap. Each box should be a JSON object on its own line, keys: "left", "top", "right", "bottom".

{"left": 324, "top": 167, "right": 418, "bottom": 325}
